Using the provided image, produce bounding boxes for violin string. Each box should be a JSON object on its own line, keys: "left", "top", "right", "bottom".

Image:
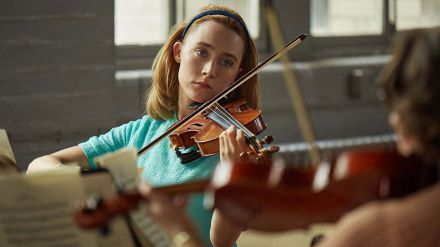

{"left": 211, "top": 102, "right": 254, "bottom": 137}
{"left": 210, "top": 103, "right": 261, "bottom": 151}
{"left": 207, "top": 103, "right": 240, "bottom": 131}
{"left": 213, "top": 106, "right": 260, "bottom": 150}
{"left": 209, "top": 103, "right": 241, "bottom": 132}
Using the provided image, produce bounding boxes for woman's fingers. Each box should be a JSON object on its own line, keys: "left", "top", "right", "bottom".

{"left": 236, "top": 128, "right": 246, "bottom": 147}
{"left": 220, "top": 129, "right": 227, "bottom": 161}
{"left": 220, "top": 126, "right": 250, "bottom": 162}
{"left": 226, "top": 126, "right": 238, "bottom": 154}
{"left": 138, "top": 182, "right": 153, "bottom": 196}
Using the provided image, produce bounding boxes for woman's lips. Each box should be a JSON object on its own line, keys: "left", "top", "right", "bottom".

{"left": 193, "top": 81, "right": 212, "bottom": 89}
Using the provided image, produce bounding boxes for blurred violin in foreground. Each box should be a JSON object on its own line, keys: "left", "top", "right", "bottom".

{"left": 209, "top": 149, "right": 437, "bottom": 231}
{"left": 74, "top": 148, "right": 437, "bottom": 231}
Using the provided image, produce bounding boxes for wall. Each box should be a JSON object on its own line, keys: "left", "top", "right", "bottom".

{"left": 0, "top": 0, "right": 115, "bottom": 169}
{"left": 259, "top": 56, "right": 392, "bottom": 144}
{"left": 0, "top": 1, "right": 393, "bottom": 170}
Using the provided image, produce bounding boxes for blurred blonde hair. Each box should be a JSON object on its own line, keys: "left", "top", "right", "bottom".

{"left": 145, "top": 4, "right": 260, "bottom": 120}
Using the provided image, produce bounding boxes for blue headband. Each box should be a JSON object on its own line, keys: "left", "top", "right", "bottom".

{"left": 180, "top": 10, "right": 250, "bottom": 40}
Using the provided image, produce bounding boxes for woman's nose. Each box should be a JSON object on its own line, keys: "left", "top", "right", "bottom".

{"left": 202, "top": 60, "right": 217, "bottom": 77}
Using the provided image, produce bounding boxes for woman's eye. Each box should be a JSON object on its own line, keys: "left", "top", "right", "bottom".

{"left": 195, "top": 49, "right": 207, "bottom": 57}
{"left": 221, "top": 59, "right": 233, "bottom": 67}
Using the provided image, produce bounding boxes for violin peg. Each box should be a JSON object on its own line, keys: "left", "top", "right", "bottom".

{"left": 259, "top": 145, "right": 279, "bottom": 155}
{"left": 240, "top": 151, "right": 252, "bottom": 161}
{"left": 268, "top": 145, "right": 280, "bottom": 154}
{"left": 240, "top": 145, "right": 279, "bottom": 163}
{"left": 260, "top": 135, "right": 274, "bottom": 145}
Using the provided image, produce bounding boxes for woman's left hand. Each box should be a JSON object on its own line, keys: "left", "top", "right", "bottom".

{"left": 219, "top": 126, "right": 250, "bottom": 162}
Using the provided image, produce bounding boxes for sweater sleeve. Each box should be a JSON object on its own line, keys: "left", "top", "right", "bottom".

{"left": 78, "top": 119, "right": 141, "bottom": 169}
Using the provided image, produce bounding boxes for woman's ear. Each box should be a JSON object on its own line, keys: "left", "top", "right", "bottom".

{"left": 173, "top": 41, "right": 182, "bottom": 63}
{"left": 389, "top": 111, "right": 418, "bottom": 157}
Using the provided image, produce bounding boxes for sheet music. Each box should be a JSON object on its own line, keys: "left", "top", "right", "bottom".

{"left": 80, "top": 169, "right": 137, "bottom": 247}
{"left": 0, "top": 167, "right": 95, "bottom": 247}
{"left": 0, "top": 166, "right": 138, "bottom": 247}
{"left": 0, "top": 129, "right": 16, "bottom": 163}
{"left": 94, "top": 148, "right": 139, "bottom": 190}
{"left": 95, "top": 148, "right": 171, "bottom": 247}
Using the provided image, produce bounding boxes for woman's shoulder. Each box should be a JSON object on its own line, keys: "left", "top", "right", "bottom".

{"left": 121, "top": 114, "right": 173, "bottom": 130}
{"left": 121, "top": 113, "right": 177, "bottom": 144}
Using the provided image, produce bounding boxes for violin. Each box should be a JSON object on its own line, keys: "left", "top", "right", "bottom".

{"left": 74, "top": 180, "right": 209, "bottom": 229}
{"left": 169, "top": 99, "right": 279, "bottom": 163}
{"left": 209, "top": 149, "right": 437, "bottom": 231}
{"left": 73, "top": 148, "right": 437, "bottom": 231}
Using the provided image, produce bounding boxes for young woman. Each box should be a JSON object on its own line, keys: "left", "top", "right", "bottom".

{"left": 139, "top": 27, "right": 440, "bottom": 247}
{"left": 27, "top": 5, "right": 259, "bottom": 247}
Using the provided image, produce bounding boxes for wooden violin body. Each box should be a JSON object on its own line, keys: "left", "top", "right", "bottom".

{"left": 167, "top": 99, "right": 278, "bottom": 164}
{"left": 169, "top": 99, "right": 267, "bottom": 156}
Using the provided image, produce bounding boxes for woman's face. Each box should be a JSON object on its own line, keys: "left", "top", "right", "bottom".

{"left": 173, "top": 20, "right": 245, "bottom": 105}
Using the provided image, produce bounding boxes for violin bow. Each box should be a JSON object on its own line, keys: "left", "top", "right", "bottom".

{"left": 137, "top": 33, "right": 308, "bottom": 157}
{"left": 264, "top": 0, "right": 320, "bottom": 164}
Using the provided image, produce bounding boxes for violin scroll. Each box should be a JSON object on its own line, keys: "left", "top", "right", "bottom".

{"left": 74, "top": 180, "right": 209, "bottom": 229}
{"left": 240, "top": 140, "right": 280, "bottom": 162}
{"left": 74, "top": 191, "right": 143, "bottom": 229}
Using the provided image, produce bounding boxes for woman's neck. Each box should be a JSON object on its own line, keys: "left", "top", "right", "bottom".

{"left": 177, "top": 90, "right": 195, "bottom": 120}
{"left": 178, "top": 106, "right": 194, "bottom": 120}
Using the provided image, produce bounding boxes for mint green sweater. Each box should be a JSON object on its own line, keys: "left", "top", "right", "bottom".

{"left": 79, "top": 114, "right": 218, "bottom": 246}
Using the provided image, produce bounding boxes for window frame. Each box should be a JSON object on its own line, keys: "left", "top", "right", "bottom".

{"left": 116, "top": 0, "right": 435, "bottom": 69}
{"left": 115, "top": 0, "right": 268, "bottom": 70}
{"left": 271, "top": 0, "right": 397, "bottom": 61}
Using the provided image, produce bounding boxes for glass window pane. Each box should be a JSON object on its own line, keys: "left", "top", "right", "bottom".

{"left": 311, "top": 0, "right": 383, "bottom": 37}
{"left": 115, "top": 0, "right": 169, "bottom": 45}
{"left": 396, "top": 0, "right": 440, "bottom": 30}
{"left": 182, "top": 0, "right": 260, "bottom": 39}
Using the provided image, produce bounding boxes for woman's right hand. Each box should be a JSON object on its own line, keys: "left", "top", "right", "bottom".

{"left": 138, "top": 183, "right": 190, "bottom": 231}
{"left": 138, "top": 183, "right": 204, "bottom": 247}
